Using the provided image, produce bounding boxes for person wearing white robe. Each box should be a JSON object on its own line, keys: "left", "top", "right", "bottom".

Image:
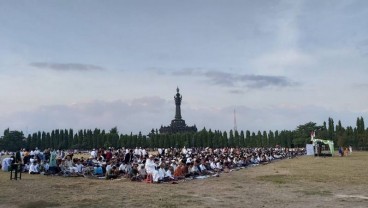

{"left": 2, "top": 158, "right": 13, "bottom": 171}
{"left": 145, "top": 155, "right": 159, "bottom": 182}
{"left": 157, "top": 164, "right": 166, "bottom": 181}
{"left": 29, "top": 162, "right": 39, "bottom": 174}
{"left": 90, "top": 149, "right": 97, "bottom": 159}
{"left": 210, "top": 160, "right": 217, "bottom": 170}
{"left": 141, "top": 149, "right": 147, "bottom": 157}
{"left": 165, "top": 166, "right": 175, "bottom": 180}
{"left": 134, "top": 147, "right": 139, "bottom": 156}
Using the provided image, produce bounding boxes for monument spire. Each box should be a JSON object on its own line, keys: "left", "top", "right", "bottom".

{"left": 159, "top": 87, "right": 197, "bottom": 134}
{"left": 174, "top": 86, "right": 182, "bottom": 119}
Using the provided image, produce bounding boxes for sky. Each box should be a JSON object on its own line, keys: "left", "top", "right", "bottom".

{"left": 0, "top": 0, "right": 368, "bottom": 136}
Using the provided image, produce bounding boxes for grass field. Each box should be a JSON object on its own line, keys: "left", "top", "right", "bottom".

{"left": 1, "top": 152, "right": 368, "bottom": 208}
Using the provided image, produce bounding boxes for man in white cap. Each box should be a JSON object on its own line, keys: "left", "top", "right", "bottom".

{"left": 145, "top": 155, "right": 159, "bottom": 182}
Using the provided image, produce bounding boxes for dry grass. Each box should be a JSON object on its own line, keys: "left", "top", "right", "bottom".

{"left": 1, "top": 152, "right": 368, "bottom": 208}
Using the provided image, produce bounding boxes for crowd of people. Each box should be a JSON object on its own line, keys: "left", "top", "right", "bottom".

{"left": 1, "top": 147, "right": 305, "bottom": 183}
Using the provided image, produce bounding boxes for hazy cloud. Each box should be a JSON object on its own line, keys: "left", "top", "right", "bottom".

{"left": 172, "top": 68, "right": 202, "bottom": 76}
{"left": 179, "top": 70, "right": 298, "bottom": 89}
{"left": 146, "top": 67, "right": 167, "bottom": 75}
{"left": 228, "top": 89, "right": 244, "bottom": 94}
{"left": 204, "top": 71, "right": 235, "bottom": 87}
{"left": 30, "top": 62, "right": 105, "bottom": 71}
{"left": 170, "top": 68, "right": 297, "bottom": 89}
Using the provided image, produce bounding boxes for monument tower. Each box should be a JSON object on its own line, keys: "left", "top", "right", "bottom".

{"left": 159, "top": 87, "right": 197, "bottom": 134}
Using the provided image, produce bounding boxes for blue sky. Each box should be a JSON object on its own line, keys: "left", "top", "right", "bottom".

{"left": 0, "top": 0, "right": 367, "bottom": 135}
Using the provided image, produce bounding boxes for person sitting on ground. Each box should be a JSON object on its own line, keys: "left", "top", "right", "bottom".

{"left": 106, "top": 165, "right": 119, "bottom": 180}
{"left": 129, "top": 163, "right": 141, "bottom": 181}
{"left": 223, "top": 161, "right": 230, "bottom": 173}
{"left": 118, "top": 161, "right": 127, "bottom": 175}
{"left": 75, "top": 160, "right": 84, "bottom": 174}
{"left": 63, "top": 155, "right": 78, "bottom": 175}
{"left": 1, "top": 157, "right": 13, "bottom": 172}
{"left": 43, "top": 161, "right": 50, "bottom": 173}
{"left": 173, "top": 161, "right": 185, "bottom": 180}
{"left": 157, "top": 163, "right": 166, "bottom": 182}
{"left": 29, "top": 160, "right": 40, "bottom": 174}
{"left": 164, "top": 166, "right": 175, "bottom": 181}
{"left": 138, "top": 165, "right": 147, "bottom": 179}
{"left": 145, "top": 155, "right": 159, "bottom": 183}
{"left": 190, "top": 161, "right": 201, "bottom": 176}
{"left": 199, "top": 160, "right": 211, "bottom": 175}
{"left": 23, "top": 162, "right": 30, "bottom": 173}
{"left": 94, "top": 164, "right": 103, "bottom": 176}
{"left": 105, "top": 162, "right": 112, "bottom": 174}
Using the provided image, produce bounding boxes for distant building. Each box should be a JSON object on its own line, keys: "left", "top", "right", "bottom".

{"left": 159, "top": 87, "right": 197, "bottom": 134}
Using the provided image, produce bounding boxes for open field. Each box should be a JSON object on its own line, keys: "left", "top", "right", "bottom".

{"left": 1, "top": 152, "right": 368, "bottom": 208}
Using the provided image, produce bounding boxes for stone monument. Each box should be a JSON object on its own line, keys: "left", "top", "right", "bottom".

{"left": 159, "top": 87, "right": 197, "bottom": 134}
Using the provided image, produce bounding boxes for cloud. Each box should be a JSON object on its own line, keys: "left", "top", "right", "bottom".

{"left": 228, "top": 89, "right": 244, "bottom": 94}
{"left": 203, "top": 71, "right": 298, "bottom": 89}
{"left": 171, "top": 68, "right": 201, "bottom": 76}
{"left": 146, "top": 67, "right": 167, "bottom": 75}
{"left": 30, "top": 62, "right": 105, "bottom": 71}
{"left": 171, "top": 69, "right": 297, "bottom": 89}
{"left": 204, "top": 71, "right": 235, "bottom": 87}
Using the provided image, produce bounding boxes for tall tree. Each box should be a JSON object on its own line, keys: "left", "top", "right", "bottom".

{"left": 0, "top": 129, "right": 25, "bottom": 151}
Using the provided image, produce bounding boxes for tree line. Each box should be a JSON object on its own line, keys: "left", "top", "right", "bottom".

{"left": 0, "top": 117, "right": 367, "bottom": 151}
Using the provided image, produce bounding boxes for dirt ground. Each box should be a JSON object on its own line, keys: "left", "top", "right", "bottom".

{"left": 1, "top": 152, "right": 367, "bottom": 208}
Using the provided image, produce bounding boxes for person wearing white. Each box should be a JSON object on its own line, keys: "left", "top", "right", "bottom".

{"left": 165, "top": 167, "right": 175, "bottom": 180}
{"left": 157, "top": 148, "right": 162, "bottom": 156}
{"left": 170, "top": 161, "right": 177, "bottom": 172}
{"left": 75, "top": 161, "right": 83, "bottom": 173}
{"left": 210, "top": 160, "right": 217, "bottom": 170}
{"left": 106, "top": 164, "right": 112, "bottom": 173}
{"left": 30, "top": 150, "right": 35, "bottom": 158}
{"left": 141, "top": 149, "right": 147, "bottom": 157}
{"left": 216, "top": 161, "right": 223, "bottom": 170}
{"left": 182, "top": 147, "right": 187, "bottom": 155}
{"left": 119, "top": 163, "right": 127, "bottom": 173}
{"left": 199, "top": 162, "right": 208, "bottom": 173}
{"left": 34, "top": 148, "right": 40, "bottom": 157}
{"left": 145, "top": 155, "right": 159, "bottom": 182}
{"left": 29, "top": 162, "right": 39, "bottom": 174}
{"left": 2, "top": 158, "right": 13, "bottom": 171}
{"left": 63, "top": 156, "right": 77, "bottom": 173}
{"left": 43, "top": 162, "right": 50, "bottom": 172}
{"left": 91, "top": 149, "right": 97, "bottom": 159}
{"left": 157, "top": 164, "right": 166, "bottom": 181}
{"left": 134, "top": 147, "right": 139, "bottom": 156}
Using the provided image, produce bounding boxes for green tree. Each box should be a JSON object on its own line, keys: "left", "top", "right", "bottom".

{"left": 294, "top": 122, "right": 318, "bottom": 147}
{"left": 0, "top": 129, "right": 25, "bottom": 151}
{"left": 240, "top": 130, "right": 245, "bottom": 147}
{"left": 229, "top": 130, "right": 234, "bottom": 147}
{"left": 234, "top": 130, "right": 240, "bottom": 147}
{"left": 268, "top": 130, "right": 275, "bottom": 147}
